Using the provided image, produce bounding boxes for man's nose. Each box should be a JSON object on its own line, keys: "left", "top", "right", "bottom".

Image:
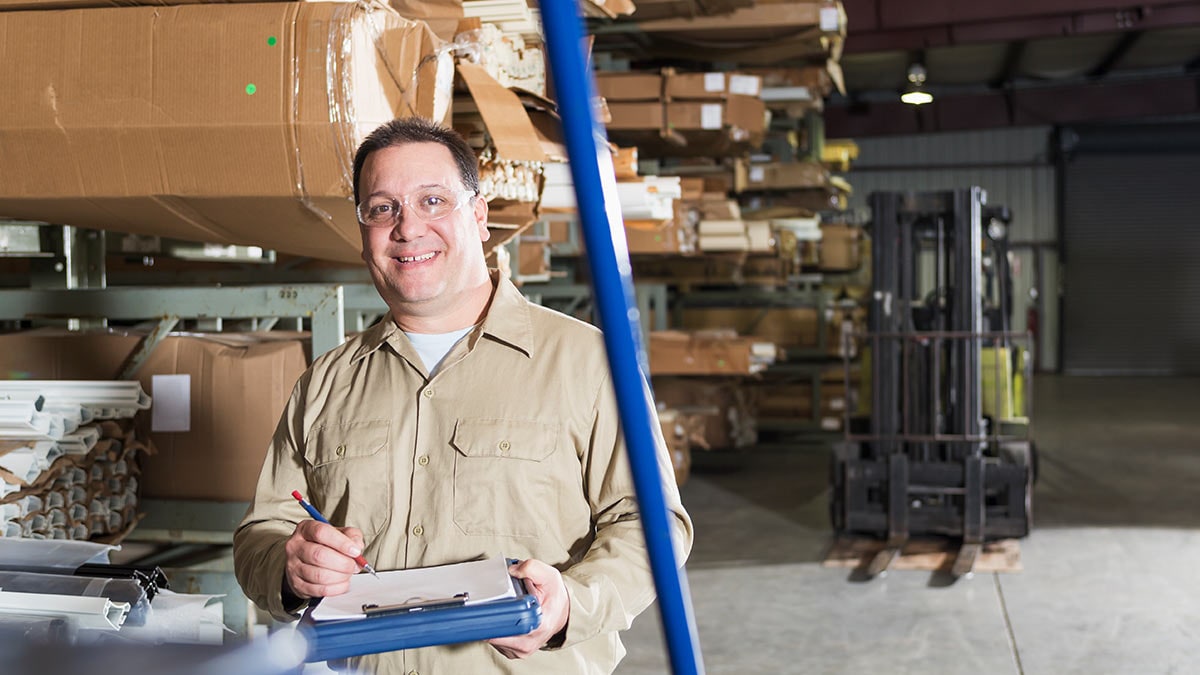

{"left": 390, "top": 209, "right": 429, "bottom": 241}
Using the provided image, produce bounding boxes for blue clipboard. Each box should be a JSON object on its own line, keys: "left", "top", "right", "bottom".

{"left": 299, "top": 573, "right": 542, "bottom": 662}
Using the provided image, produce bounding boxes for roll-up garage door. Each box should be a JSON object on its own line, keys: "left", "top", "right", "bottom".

{"left": 1061, "top": 125, "right": 1200, "bottom": 375}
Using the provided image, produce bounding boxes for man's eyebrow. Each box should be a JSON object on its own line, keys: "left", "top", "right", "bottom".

{"left": 365, "top": 184, "right": 451, "bottom": 198}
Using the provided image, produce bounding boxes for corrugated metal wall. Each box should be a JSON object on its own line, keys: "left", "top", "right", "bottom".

{"left": 844, "top": 127, "right": 1060, "bottom": 370}
{"left": 1062, "top": 151, "right": 1200, "bottom": 375}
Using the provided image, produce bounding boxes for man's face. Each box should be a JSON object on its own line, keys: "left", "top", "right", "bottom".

{"left": 358, "top": 142, "right": 490, "bottom": 315}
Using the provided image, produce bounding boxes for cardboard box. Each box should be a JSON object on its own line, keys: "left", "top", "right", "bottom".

{"left": 819, "top": 223, "right": 862, "bottom": 271}
{"left": 666, "top": 71, "right": 762, "bottom": 99}
{"left": 0, "top": 330, "right": 308, "bottom": 501}
{"left": 652, "top": 377, "right": 757, "bottom": 450}
{"left": 595, "top": 72, "right": 662, "bottom": 101}
{"left": 736, "top": 160, "right": 830, "bottom": 192}
{"left": 754, "top": 382, "right": 850, "bottom": 418}
{"left": 680, "top": 305, "right": 864, "bottom": 355}
{"left": 657, "top": 409, "right": 694, "bottom": 486}
{"left": 626, "top": 0, "right": 752, "bottom": 22}
{"left": 0, "top": 3, "right": 450, "bottom": 264}
{"left": 625, "top": 219, "right": 683, "bottom": 255}
{"left": 667, "top": 95, "right": 765, "bottom": 133}
{"left": 649, "top": 330, "right": 773, "bottom": 375}
{"left": 613, "top": 146, "right": 640, "bottom": 180}
{"left": 606, "top": 101, "right": 666, "bottom": 130}
{"left": 517, "top": 239, "right": 549, "bottom": 277}
{"left": 137, "top": 335, "right": 308, "bottom": 501}
{"left": 0, "top": 329, "right": 142, "bottom": 381}
{"left": 456, "top": 63, "right": 548, "bottom": 163}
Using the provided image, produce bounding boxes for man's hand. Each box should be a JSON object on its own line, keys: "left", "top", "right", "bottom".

{"left": 488, "top": 559, "right": 570, "bottom": 659}
{"left": 283, "top": 520, "right": 366, "bottom": 600}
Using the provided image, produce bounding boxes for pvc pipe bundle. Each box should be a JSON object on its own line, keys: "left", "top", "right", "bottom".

{"left": 617, "top": 177, "right": 682, "bottom": 221}
{"left": 0, "top": 381, "right": 151, "bottom": 421}
{"left": 463, "top": 0, "right": 543, "bottom": 39}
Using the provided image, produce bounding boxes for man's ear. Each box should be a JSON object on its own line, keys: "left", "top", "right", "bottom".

{"left": 474, "top": 194, "right": 490, "bottom": 242}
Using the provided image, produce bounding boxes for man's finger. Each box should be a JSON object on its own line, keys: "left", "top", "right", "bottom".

{"left": 295, "top": 541, "right": 360, "bottom": 575}
{"left": 339, "top": 526, "right": 366, "bottom": 551}
{"left": 294, "top": 562, "right": 353, "bottom": 588}
{"left": 298, "top": 520, "right": 363, "bottom": 559}
{"left": 289, "top": 576, "right": 350, "bottom": 600}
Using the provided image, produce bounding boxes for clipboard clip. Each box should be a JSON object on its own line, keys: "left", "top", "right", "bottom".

{"left": 362, "top": 593, "right": 469, "bottom": 616}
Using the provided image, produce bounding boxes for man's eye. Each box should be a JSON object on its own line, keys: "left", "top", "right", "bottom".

{"left": 421, "top": 195, "right": 447, "bottom": 207}
{"left": 369, "top": 203, "right": 394, "bottom": 217}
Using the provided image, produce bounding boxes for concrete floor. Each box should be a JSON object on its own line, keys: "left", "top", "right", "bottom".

{"left": 616, "top": 376, "right": 1200, "bottom": 675}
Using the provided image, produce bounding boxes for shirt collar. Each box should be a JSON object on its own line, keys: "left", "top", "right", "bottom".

{"left": 348, "top": 270, "right": 533, "bottom": 363}
{"left": 476, "top": 270, "right": 534, "bottom": 357}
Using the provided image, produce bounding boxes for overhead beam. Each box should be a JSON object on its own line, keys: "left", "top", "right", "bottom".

{"left": 989, "top": 40, "right": 1027, "bottom": 89}
{"left": 1185, "top": 47, "right": 1200, "bottom": 73}
{"left": 825, "top": 75, "right": 1200, "bottom": 137}
{"left": 591, "top": 3, "right": 821, "bottom": 33}
{"left": 846, "top": 0, "right": 1193, "bottom": 32}
{"left": 844, "top": 1, "right": 1200, "bottom": 53}
{"left": 1087, "top": 31, "right": 1143, "bottom": 79}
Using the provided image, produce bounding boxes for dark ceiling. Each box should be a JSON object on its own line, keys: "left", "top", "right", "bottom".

{"left": 832, "top": 0, "right": 1200, "bottom": 135}
{"left": 590, "top": 0, "right": 1200, "bottom": 136}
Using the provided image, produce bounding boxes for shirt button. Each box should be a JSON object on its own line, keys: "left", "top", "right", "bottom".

{"left": 422, "top": 388, "right": 434, "bottom": 398}
{"left": 417, "top": 455, "right": 429, "bottom": 466}
{"left": 498, "top": 440, "right": 511, "bottom": 454}
{"left": 335, "top": 444, "right": 346, "bottom": 457}
{"left": 412, "top": 525, "right": 424, "bottom": 536}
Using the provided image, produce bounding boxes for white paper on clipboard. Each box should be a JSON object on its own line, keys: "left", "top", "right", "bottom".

{"left": 310, "top": 557, "right": 517, "bottom": 622}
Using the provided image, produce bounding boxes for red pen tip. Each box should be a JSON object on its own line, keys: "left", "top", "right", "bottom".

{"left": 291, "top": 490, "right": 304, "bottom": 501}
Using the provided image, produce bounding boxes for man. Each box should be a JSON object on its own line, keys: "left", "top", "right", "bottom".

{"left": 233, "top": 117, "right": 693, "bottom": 674}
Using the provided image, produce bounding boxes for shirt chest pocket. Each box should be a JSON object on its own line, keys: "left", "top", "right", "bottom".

{"left": 450, "top": 418, "right": 560, "bottom": 538}
{"left": 303, "top": 420, "right": 392, "bottom": 537}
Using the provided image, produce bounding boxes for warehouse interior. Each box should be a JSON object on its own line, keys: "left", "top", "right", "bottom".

{"left": 1, "top": 0, "right": 1199, "bottom": 673}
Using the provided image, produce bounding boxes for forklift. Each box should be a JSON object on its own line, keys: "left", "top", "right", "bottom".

{"left": 831, "top": 188, "right": 1034, "bottom": 577}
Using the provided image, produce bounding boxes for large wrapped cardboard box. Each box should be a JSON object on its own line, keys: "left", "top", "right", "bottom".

{"left": 0, "top": 3, "right": 451, "bottom": 264}
{"left": 0, "top": 330, "right": 308, "bottom": 501}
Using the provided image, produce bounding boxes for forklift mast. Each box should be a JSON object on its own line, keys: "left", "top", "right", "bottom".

{"left": 832, "top": 188, "right": 1033, "bottom": 577}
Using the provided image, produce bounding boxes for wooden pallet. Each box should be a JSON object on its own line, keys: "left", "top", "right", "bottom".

{"left": 822, "top": 536, "right": 1022, "bottom": 574}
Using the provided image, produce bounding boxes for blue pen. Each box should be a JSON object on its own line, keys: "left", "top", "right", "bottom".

{"left": 292, "top": 490, "right": 379, "bottom": 579}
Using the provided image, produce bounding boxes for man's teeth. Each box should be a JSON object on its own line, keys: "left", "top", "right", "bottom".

{"left": 397, "top": 252, "right": 436, "bottom": 263}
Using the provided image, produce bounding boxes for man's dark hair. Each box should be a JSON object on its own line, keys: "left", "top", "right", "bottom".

{"left": 352, "top": 117, "right": 480, "bottom": 205}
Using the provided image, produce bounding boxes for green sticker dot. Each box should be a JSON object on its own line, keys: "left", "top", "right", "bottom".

{"left": 245, "top": 83, "right": 257, "bottom": 95}
{"left": 267, "top": 36, "right": 277, "bottom": 46}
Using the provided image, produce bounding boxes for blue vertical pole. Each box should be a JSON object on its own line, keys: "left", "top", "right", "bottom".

{"left": 537, "top": 3, "right": 705, "bottom": 674}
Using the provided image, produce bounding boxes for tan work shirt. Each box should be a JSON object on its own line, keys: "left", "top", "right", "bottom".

{"left": 233, "top": 272, "right": 693, "bottom": 674}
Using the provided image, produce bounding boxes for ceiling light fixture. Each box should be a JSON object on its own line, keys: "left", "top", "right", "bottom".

{"left": 901, "top": 63, "right": 933, "bottom": 105}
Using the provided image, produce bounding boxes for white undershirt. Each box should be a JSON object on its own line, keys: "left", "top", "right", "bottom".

{"left": 403, "top": 326, "right": 474, "bottom": 376}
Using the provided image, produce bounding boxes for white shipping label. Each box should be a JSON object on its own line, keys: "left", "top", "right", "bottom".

{"left": 700, "top": 104, "right": 723, "bottom": 129}
{"left": 820, "top": 6, "right": 841, "bottom": 31}
{"left": 749, "top": 166, "right": 766, "bottom": 183}
{"left": 729, "top": 74, "right": 760, "bottom": 96}
{"left": 704, "top": 72, "right": 725, "bottom": 92}
{"left": 829, "top": 398, "right": 846, "bottom": 412}
{"left": 151, "top": 374, "right": 191, "bottom": 432}
{"left": 821, "top": 417, "right": 841, "bottom": 431}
